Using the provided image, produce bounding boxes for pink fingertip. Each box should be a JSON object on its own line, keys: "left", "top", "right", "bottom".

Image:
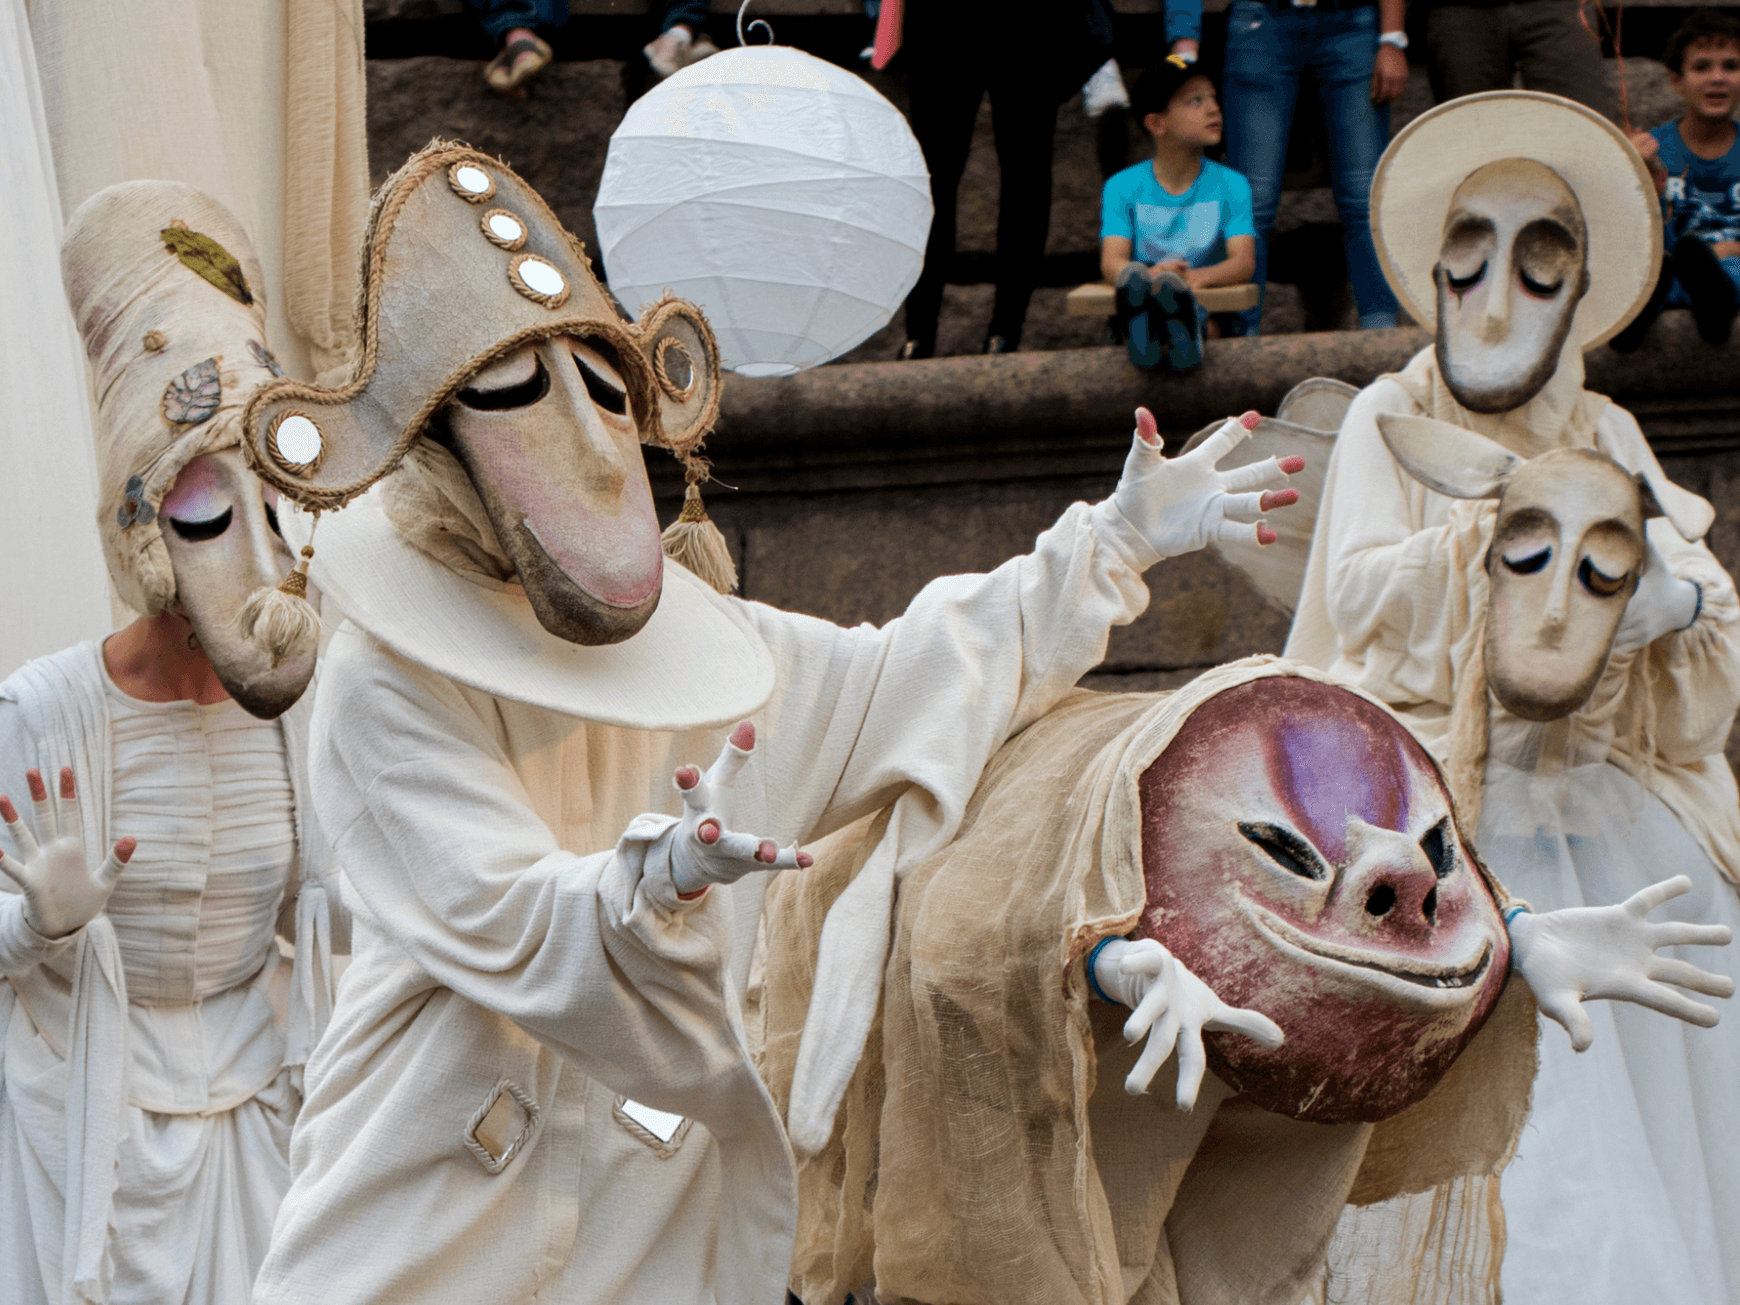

{"left": 115, "top": 837, "right": 137, "bottom": 863}
{"left": 24, "top": 770, "right": 45, "bottom": 802}
{"left": 756, "top": 840, "right": 777, "bottom": 864}
{"left": 1262, "top": 488, "right": 1299, "bottom": 510}
{"left": 1279, "top": 455, "right": 1306, "bottom": 473}
{"left": 0, "top": 797, "right": 15, "bottom": 823}
{"left": 797, "top": 851, "right": 814, "bottom": 869}
{"left": 59, "top": 767, "right": 75, "bottom": 800}
{"left": 1134, "top": 407, "right": 1160, "bottom": 447}
{"left": 730, "top": 721, "right": 756, "bottom": 752}
{"left": 1257, "top": 525, "right": 1278, "bottom": 546}
{"left": 698, "top": 819, "right": 721, "bottom": 844}
{"left": 674, "top": 766, "right": 700, "bottom": 790}
{"left": 1239, "top": 410, "right": 1260, "bottom": 430}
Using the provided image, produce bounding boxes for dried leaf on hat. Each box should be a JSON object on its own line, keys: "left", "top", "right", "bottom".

{"left": 162, "top": 357, "right": 223, "bottom": 425}
{"left": 249, "top": 339, "right": 286, "bottom": 377}
{"left": 161, "top": 226, "right": 254, "bottom": 305}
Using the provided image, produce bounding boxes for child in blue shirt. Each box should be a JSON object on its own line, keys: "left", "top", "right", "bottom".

{"left": 1614, "top": 9, "right": 1740, "bottom": 350}
{"left": 1100, "top": 57, "right": 1256, "bottom": 371}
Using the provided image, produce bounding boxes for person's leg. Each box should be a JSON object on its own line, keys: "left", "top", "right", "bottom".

{"left": 1223, "top": 0, "right": 1306, "bottom": 336}
{"left": 1425, "top": 5, "right": 1516, "bottom": 102}
{"left": 1315, "top": 5, "right": 1400, "bottom": 327}
{"left": 986, "top": 84, "right": 1064, "bottom": 349}
{"left": 645, "top": 0, "right": 715, "bottom": 76}
{"left": 901, "top": 66, "right": 985, "bottom": 356}
{"left": 660, "top": 0, "right": 709, "bottom": 34}
{"left": 472, "top": 0, "right": 542, "bottom": 44}
{"left": 1671, "top": 234, "right": 1737, "bottom": 345}
{"left": 1608, "top": 256, "right": 1674, "bottom": 353}
{"left": 1510, "top": 0, "right": 1616, "bottom": 118}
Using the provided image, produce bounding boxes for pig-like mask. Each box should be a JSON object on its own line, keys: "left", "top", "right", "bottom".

{"left": 1138, "top": 677, "right": 1510, "bottom": 1124}
{"left": 1434, "top": 159, "right": 1589, "bottom": 415}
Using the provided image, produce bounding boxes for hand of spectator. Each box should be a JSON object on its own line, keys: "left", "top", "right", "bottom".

{"left": 1371, "top": 45, "right": 1408, "bottom": 104}
{"left": 1155, "top": 259, "right": 1189, "bottom": 277}
{"left": 1629, "top": 130, "right": 1668, "bottom": 194}
{"left": 1168, "top": 38, "right": 1200, "bottom": 64}
{"left": 1714, "top": 240, "right": 1740, "bottom": 260}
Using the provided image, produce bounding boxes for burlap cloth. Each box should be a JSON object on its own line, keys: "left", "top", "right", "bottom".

{"left": 759, "top": 658, "right": 1538, "bottom": 1305}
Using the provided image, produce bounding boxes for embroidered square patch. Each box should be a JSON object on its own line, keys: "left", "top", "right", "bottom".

{"left": 613, "top": 1096, "right": 692, "bottom": 1160}
{"left": 464, "top": 1079, "right": 539, "bottom": 1174}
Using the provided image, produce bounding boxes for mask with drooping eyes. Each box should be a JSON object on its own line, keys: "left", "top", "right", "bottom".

{"left": 1138, "top": 678, "right": 1511, "bottom": 1124}
{"left": 1434, "top": 159, "right": 1590, "bottom": 415}
{"left": 435, "top": 334, "right": 664, "bottom": 646}
{"left": 158, "top": 448, "right": 316, "bottom": 718}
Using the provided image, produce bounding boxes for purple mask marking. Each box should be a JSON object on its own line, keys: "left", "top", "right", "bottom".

{"left": 1267, "top": 712, "right": 1410, "bottom": 864}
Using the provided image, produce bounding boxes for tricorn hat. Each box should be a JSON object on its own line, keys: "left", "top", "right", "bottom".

{"left": 243, "top": 141, "right": 721, "bottom": 509}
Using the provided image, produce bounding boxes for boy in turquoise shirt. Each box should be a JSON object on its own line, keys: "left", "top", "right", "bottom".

{"left": 1100, "top": 57, "right": 1256, "bottom": 372}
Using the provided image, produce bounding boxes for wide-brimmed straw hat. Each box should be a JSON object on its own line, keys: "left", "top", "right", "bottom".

{"left": 1371, "top": 91, "right": 1661, "bottom": 349}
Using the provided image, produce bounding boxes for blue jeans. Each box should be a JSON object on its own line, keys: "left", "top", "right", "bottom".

{"left": 470, "top": 0, "right": 567, "bottom": 42}
{"left": 1666, "top": 256, "right": 1740, "bottom": 308}
{"left": 1222, "top": 1, "right": 1399, "bottom": 333}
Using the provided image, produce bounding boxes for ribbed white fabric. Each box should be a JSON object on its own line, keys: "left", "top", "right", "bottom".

{"left": 104, "top": 680, "right": 295, "bottom": 1005}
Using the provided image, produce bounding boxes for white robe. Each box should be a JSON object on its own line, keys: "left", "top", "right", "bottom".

{"left": 1287, "top": 348, "right": 1740, "bottom": 1305}
{"left": 0, "top": 642, "right": 345, "bottom": 1305}
{"left": 252, "top": 501, "right": 1160, "bottom": 1305}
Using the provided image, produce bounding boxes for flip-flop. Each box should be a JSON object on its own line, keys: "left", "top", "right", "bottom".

{"left": 485, "top": 35, "right": 552, "bottom": 94}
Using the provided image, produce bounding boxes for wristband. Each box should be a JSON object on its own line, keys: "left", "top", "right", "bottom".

{"left": 1086, "top": 936, "right": 1119, "bottom": 1004}
{"left": 1502, "top": 903, "right": 1531, "bottom": 927}
{"left": 1377, "top": 30, "right": 1408, "bottom": 49}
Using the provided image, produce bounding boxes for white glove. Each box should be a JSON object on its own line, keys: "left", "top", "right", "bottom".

{"left": 654, "top": 724, "right": 810, "bottom": 899}
{"left": 1106, "top": 408, "right": 1302, "bottom": 560}
{"left": 1507, "top": 876, "right": 1733, "bottom": 1052}
{"left": 1090, "top": 936, "right": 1285, "bottom": 1107}
{"left": 0, "top": 767, "right": 135, "bottom": 940}
{"left": 1612, "top": 537, "right": 1701, "bottom": 654}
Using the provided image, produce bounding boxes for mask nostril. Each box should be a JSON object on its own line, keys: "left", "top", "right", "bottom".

{"left": 1365, "top": 884, "right": 1397, "bottom": 917}
{"left": 1422, "top": 886, "right": 1438, "bottom": 923}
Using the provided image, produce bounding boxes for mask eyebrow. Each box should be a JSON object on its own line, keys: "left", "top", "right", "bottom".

{"left": 1440, "top": 212, "right": 1495, "bottom": 251}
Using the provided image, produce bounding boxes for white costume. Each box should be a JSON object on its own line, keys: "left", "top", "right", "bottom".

{"left": 0, "top": 646, "right": 340, "bottom": 1304}
{"left": 1288, "top": 92, "right": 1740, "bottom": 1305}
{"left": 254, "top": 499, "right": 1159, "bottom": 1305}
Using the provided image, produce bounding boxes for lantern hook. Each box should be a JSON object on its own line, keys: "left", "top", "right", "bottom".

{"left": 735, "top": 0, "right": 774, "bottom": 46}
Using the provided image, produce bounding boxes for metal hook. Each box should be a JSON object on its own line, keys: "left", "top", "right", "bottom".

{"left": 736, "top": 0, "right": 774, "bottom": 45}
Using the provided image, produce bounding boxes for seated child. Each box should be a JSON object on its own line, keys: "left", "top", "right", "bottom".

{"left": 1100, "top": 56, "right": 1256, "bottom": 372}
{"left": 1614, "top": 8, "right": 1740, "bottom": 350}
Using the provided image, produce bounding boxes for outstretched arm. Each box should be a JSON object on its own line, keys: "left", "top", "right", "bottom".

{"left": 1508, "top": 876, "right": 1734, "bottom": 1051}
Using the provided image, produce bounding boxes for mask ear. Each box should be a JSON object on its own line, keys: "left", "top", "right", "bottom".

{"left": 1377, "top": 413, "right": 1521, "bottom": 500}
{"left": 1634, "top": 469, "right": 1713, "bottom": 543}
{"left": 637, "top": 297, "right": 720, "bottom": 457}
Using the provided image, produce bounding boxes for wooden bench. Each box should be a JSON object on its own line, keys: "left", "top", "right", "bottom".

{"left": 1064, "top": 282, "right": 1261, "bottom": 317}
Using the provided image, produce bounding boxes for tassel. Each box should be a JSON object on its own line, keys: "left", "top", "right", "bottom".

{"left": 235, "top": 521, "right": 321, "bottom": 667}
{"left": 661, "top": 482, "right": 738, "bottom": 595}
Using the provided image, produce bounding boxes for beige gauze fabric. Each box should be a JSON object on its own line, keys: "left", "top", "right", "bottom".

{"left": 27, "top": 0, "right": 368, "bottom": 384}
{"left": 759, "top": 658, "right": 1538, "bottom": 1305}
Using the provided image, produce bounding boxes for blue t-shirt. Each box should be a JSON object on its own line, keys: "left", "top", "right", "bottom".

{"left": 1100, "top": 157, "right": 1256, "bottom": 270}
{"left": 1652, "top": 121, "right": 1740, "bottom": 246}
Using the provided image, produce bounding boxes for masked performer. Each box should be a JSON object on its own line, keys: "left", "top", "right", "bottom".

{"left": 0, "top": 182, "right": 343, "bottom": 1305}
{"left": 1285, "top": 92, "right": 1740, "bottom": 1305}
{"left": 234, "top": 143, "right": 1300, "bottom": 1305}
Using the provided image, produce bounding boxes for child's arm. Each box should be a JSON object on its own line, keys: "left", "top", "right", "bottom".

{"left": 1101, "top": 235, "right": 1136, "bottom": 285}
{"left": 1182, "top": 235, "right": 1255, "bottom": 290}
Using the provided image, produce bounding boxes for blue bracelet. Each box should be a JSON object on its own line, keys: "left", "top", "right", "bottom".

{"left": 1502, "top": 904, "right": 1531, "bottom": 927}
{"left": 1086, "top": 936, "right": 1119, "bottom": 1004}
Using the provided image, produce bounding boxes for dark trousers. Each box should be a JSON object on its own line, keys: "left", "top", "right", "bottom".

{"left": 902, "top": 71, "right": 1064, "bottom": 351}
{"left": 1426, "top": 0, "right": 1615, "bottom": 117}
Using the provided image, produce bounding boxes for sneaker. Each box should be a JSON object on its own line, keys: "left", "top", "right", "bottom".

{"left": 1116, "top": 268, "right": 1163, "bottom": 370}
{"left": 484, "top": 32, "right": 553, "bottom": 96}
{"left": 644, "top": 25, "right": 693, "bottom": 79}
{"left": 1153, "top": 272, "right": 1203, "bottom": 371}
{"left": 1672, "top": 234, "right": 1736, "bottom": 345}
{"left": 1082, "top": 59, "right": 1130, "bottom": 120}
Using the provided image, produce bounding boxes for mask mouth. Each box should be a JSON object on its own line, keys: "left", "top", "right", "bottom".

{"left": 1236, "top": 889, "right": 1496, "bottom": 1008}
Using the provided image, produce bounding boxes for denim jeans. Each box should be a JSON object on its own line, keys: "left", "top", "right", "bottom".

{"left": 470, "top": 0, "right": 567, "bottom": 42}
{"left": 1222, "top": 0, "right": 1399, "bottom": 332}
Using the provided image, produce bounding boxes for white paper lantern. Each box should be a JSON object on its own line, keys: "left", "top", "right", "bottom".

{"left": 594, "top": 46, "right": 932, "bottom": 377}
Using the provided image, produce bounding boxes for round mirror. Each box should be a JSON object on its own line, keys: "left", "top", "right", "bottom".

{"left": 488, "top": 213, "right": 523, "bottom": 243}
{"left": 454, "top": 165, "right": 492, "bottom": 195}
{"left": 517, "top": 258, "right": 565, "bottom": 297}
{"left": 274, "top": 414, "right": 324, "bottom": 469}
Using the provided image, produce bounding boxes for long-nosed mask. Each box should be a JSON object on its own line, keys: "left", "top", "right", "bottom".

{"left": 61, "top": 181, "right": 317, "bottom": 718}
{"left": 1433, "top": 159, "right": 1590, "bottom": 415}
{"left": 1379, "top": 413, "right": 1708, "bottom": 721}
{"left": 243, "top": 144, "right": 721, "bottom": 646}
{"left": 1138, "top": 678, "right": 1511, "bottom": 1124}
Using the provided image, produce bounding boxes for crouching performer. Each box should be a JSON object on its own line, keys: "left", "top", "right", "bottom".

{"left": 237, "top": 143, "right": 1301, "bottom": 1305}
{"left": 0, "top": 183, "right": 343, "bottom": 1304}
